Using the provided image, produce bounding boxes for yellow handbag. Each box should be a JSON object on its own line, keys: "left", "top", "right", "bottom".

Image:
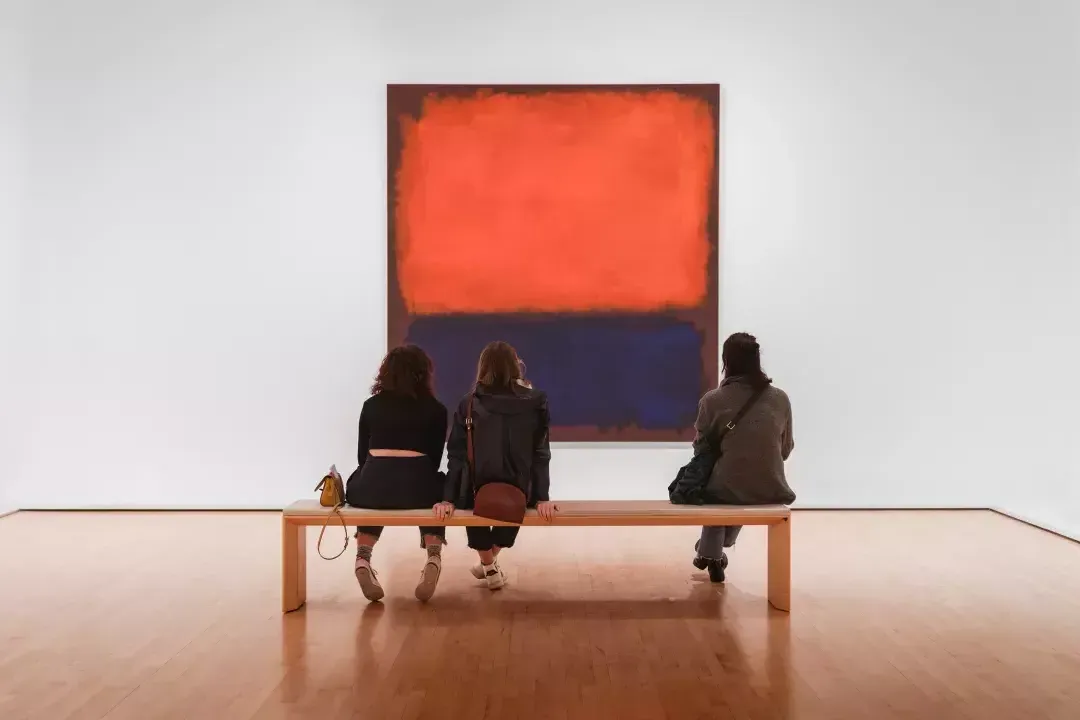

{"left": 315, "top": 465, "right": 345, "bottom": 506}
{"left": 314, "top": 465, "right": 348, "bottom": 560}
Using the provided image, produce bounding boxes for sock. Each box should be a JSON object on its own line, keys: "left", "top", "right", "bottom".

{"left": 426, "top": 544, "right": 442, "bottom": 558}
{"left": 356, "top": 544, "right": 373, "bottom": 562}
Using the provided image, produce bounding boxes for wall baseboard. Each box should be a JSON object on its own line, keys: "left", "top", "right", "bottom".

{"left": 991, "top": 508, "right": 1080, "bottom": 544}
{"left": 19, "top": 506, "right": 282, "bottom": 512}
{"left": 0, "top": 509, "right": 19, "bottom": 520}
{"left": 792, "top": 504, "right": 983, "bottom": 511}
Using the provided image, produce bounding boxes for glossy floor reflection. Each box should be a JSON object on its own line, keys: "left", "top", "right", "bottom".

{"left": 0, "top": 511, "right": 1077, "bottom": 719}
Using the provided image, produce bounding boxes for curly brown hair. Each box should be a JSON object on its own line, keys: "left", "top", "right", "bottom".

{"left": 475, "top": 340, "right": 530, "bottom": 390}
{"left": 372, "top": 345, "right": 434, "bottom": 398}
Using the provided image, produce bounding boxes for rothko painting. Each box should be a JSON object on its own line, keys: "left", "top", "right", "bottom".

{"left": 387, "top": 84, "right": 719, "bottom": 441}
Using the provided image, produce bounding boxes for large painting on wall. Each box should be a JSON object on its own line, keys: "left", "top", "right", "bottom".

{"left": 387, "top": 84, "right": 719, "bottom": 441}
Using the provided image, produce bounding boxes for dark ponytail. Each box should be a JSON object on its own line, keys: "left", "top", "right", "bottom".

{"left": 722, "top": 333, "right": 772, "bottom": 390}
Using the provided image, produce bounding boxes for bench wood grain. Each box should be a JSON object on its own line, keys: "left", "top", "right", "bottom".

{"left": 281, "top": 500, "right": 791, "bottom": 613}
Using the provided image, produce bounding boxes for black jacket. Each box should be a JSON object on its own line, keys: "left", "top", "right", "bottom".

{"left": 444, "top": 383, "right": 552, "bottom": 508}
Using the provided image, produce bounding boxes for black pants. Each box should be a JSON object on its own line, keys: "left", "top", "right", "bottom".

{"left": 347, "top": 455, "right": 446, "bottom": 547}
{"left": 466, "top": 526, "right": 520, "bottom": 551}
{"left": 696, "top": 525, "right": 742, "bottom": 559}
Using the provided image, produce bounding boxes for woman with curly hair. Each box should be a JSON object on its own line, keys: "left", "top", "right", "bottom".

{"left": 346, "top": 345, "right": 448, "bottom": 603}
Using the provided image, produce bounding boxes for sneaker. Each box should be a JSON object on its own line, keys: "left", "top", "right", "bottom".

{"left": 472, "top": 561, "right": 507, "bottom": 584}
{"left": 483, "top": 564, "right": 506, "bottom": 591}
{"left": 707, "top": 552, "right": 730, "bottom": 584}
{"left": 415, "top": 554, "right": 442, "bottom": 603}
{"left": 354, "top": 557, "right": 385, "bottom": 602}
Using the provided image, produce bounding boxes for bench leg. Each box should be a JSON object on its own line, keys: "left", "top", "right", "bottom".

{"left": 282, "top": 518, "right": 307, "bottom": 613}
{"left": 767, "top": 517, "right": 791, "bottom": 612}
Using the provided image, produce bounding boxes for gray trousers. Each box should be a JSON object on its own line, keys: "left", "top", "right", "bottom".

{"left": 695, "top": 525, "right": 743, "bottom": 559}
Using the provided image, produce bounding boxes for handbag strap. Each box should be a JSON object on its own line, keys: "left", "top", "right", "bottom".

{"left": 713, "top": 385, "right": 769, "bottom": 451}
{"left": 465, "top": 394, "right": 476, "bottom": 491}
{"left": 316, "top": 503, "right": 349, "bottom": 560}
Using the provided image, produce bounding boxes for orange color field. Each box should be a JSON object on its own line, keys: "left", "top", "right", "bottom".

{"left": 393, "top": 90, "right": 715, "bottom": 314}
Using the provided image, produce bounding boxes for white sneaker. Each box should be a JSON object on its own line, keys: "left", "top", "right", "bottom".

{"left": 482, "top": 563, "right": 506, "bottom": 591}
{"left": 415, "top": 554, "right": 442, "bottom": 602}
{"left": 354, "top": 557, "right": 385, "bottom": 602}
{"left": 471, "top": 560, "right": 507, "bottom": 580}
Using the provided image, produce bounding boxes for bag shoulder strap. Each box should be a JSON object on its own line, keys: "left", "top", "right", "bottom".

{"left": 465, "top": 394, "right": 475, "bottom": 482}
{"left": 714, "top": 385, "right": 769, "bottom": 448}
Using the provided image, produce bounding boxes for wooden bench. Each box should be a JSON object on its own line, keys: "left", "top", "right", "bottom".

{"left": 282, "top": 500, "right": 792, "bottom": 613}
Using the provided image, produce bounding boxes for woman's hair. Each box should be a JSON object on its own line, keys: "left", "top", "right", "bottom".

{"left": 475, "top": 340, "right": 530, "bottom": 390}
{"left": 371, "top": 344, "right": 435, "bottom": 398}
{"left": 722, "top": 333, "right": 772, "bottom": 389}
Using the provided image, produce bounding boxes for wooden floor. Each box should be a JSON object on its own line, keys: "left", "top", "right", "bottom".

{"left": 1, "top": 511, "right": 1078, "bottom": 720}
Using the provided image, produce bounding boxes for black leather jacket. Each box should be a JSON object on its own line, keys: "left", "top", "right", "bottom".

{"left": 444, "top": 383, "right": 552, "bottom": 508}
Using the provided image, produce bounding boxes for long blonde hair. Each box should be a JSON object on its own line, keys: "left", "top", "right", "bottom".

{"left": 475, "top": 341, "right": 531, "bottom": 389}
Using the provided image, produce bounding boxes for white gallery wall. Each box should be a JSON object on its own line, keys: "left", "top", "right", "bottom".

{"left": 0, "top": 0, "right": 29, "bottom": 517}
{"left": 988, "top": 4, "right": 1080, "bottom": 540}
{"left": 5, "top": 1, "right": 1078, "bottom": 532}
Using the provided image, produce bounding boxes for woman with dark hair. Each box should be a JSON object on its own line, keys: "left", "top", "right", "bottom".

{"left": 434, "top": 341, "right": 555, "bottom": 590}
{"left": 346, "top": 344, "right": 449, "bottom": 603}
{"left": 691, "top": 333, "right": 796, "bottom": 582}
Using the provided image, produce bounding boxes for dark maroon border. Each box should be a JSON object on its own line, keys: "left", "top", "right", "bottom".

{"left": 387, "top": 84, "right": 720, "bottom": 441}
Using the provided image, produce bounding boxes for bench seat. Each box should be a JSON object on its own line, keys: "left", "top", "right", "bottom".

{"left": 281, "top": 500, "right": 791, "bottom": 613}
